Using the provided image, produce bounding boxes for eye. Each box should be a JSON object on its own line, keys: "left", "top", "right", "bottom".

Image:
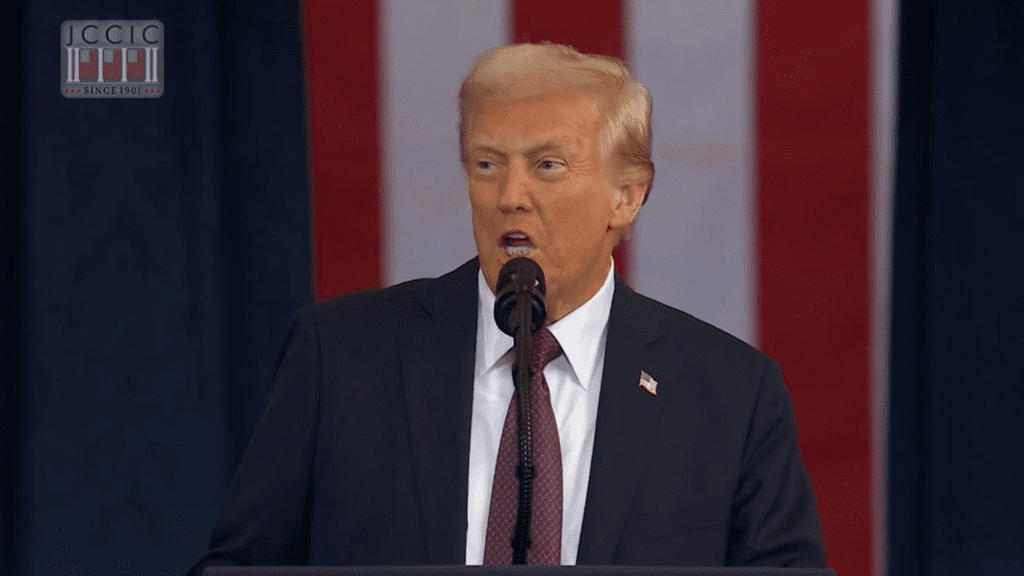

{"left": 538, "top": 159, "right": 562, "bottom": 170}
{"left": 476, "top": 159, "right": 495, "bottom": 170}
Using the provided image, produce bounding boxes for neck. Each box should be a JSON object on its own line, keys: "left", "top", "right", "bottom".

{"left": 546, "top": 255, "right": 613, "bottom": 323}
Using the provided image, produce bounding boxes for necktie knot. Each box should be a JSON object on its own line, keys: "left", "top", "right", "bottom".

{"left": 531, "top": 328, "right": 562, "bottom": 373}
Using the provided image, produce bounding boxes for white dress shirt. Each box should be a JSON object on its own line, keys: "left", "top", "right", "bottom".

{"left": 466, "top": 263, "right": 615, "bottom": 565}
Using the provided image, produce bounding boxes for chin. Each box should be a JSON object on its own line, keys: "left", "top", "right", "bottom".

{"left": 478, "top": 246, "right": 550, "bottom": 292}
{"left": 477, "top": 247, "right": 503, "bottom": 291}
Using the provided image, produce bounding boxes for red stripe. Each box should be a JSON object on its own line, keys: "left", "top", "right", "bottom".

{"left": 756, "top": 2, "right": 873, "bottom": 575}
{"left": 301, "top": 0, "right": 382, "bottom": 300}
{"left": 511, "top": 0, "right": 632, "bottom": 284}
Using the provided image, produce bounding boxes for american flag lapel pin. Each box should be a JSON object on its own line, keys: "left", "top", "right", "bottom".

{"left": 639, "top": 370, "right": 658, "bottom": 396}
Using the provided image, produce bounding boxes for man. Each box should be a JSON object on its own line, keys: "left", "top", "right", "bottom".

{"left": 188, "top": 42, "right": 826, "bottom": 573}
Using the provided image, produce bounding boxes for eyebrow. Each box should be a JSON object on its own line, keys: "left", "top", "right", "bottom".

{"left": 467, "top": 138, "right": 573, "bottom": 160}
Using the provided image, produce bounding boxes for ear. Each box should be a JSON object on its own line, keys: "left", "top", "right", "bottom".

{"left": 608, "top": 166, "right": 647, "bottom": 232}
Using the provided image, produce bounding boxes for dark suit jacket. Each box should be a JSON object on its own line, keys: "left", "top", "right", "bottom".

{"left": 188, "top": 258, "right": 826, "bottom": 573}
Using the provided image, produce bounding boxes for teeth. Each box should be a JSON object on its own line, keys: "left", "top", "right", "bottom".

{"left": 504, "top": 246, "right": 530, "bottom": 256}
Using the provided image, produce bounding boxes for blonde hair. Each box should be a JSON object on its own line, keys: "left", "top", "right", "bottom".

{"left": 459, "top": 42, "right": 654, "bottom": 203}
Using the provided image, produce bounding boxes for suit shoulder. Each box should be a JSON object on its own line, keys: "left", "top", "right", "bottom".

{"left": 630, "top": 290, "right": 778, "bottom": 377}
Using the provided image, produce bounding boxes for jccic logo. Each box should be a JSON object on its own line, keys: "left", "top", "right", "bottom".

{"left": 61, "top": 20, "right": 163, "bottom": 98}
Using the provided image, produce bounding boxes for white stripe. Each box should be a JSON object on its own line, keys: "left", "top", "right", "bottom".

{"left": 629, "top": 0, "right": 756, "bottom": 345}
{"left": 382, "top": 0, "right": 509, "bottom": 286}
{"left": 871, "top": 0, "right": 897, "bottom": 574}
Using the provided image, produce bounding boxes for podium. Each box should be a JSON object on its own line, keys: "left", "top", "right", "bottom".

{"left": 203, "top": 567, "right": 836, "bottom": 576}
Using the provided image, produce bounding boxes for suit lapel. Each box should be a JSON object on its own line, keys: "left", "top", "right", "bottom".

{"left": 399, "top": 258, "right": 479, "bottom": 564}
{"left": 576, "top": 275, "right": 666, "bottom": 564}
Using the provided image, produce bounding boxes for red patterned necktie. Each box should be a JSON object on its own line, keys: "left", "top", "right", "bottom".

{"left": 483, "top": 327, "right": 563, "bottom": 565}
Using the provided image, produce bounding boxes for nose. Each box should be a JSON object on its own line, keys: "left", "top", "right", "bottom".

{"left": 497, "top": 157, "right": 534, "bottom": 213}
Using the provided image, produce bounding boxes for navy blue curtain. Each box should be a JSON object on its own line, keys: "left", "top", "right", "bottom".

{"left": 2, "top": 1, "right": 312, "bottom": 574}
{"left": 891, "top": 2, "right": 1024, "bottom": 575}
{"left": 0, "top": 2, "right": 27, "bottom": 575}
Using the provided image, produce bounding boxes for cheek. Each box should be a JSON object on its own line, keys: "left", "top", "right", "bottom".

{"left": 550, "top": 186, "right": 613, "bottom": 243}
{"left": 474, "top": 216, "right": 501, "bottom": 240}
{"left": 468, "top": 186, "right": 495, "bottom": 227}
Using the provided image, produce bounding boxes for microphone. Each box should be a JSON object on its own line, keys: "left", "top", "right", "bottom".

{"left": 492, "top": 257, "right": 547, "bottom": 564}
{"left": 494, "top": 256, "right": 547, "bottom": 337}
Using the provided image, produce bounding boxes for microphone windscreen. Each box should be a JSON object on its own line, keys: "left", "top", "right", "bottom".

{"left": 493, "top": 257, "right": 547, "bottom": 336}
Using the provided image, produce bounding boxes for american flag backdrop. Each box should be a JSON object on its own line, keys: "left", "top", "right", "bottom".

{"left": 300, "top": 2, "right": 897, "bottom": 576}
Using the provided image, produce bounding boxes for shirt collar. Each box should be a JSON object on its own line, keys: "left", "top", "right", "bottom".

{"left": 476, "top": 259, "right": 615, "bottom": 390}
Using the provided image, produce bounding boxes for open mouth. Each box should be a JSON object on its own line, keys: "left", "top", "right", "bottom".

{"left": 501, "top": 231, "right": 532, "bottom": 256}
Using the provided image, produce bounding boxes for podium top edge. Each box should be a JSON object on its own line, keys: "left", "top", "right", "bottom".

{"left": 202, "top": 566, "right": 837, "bottom": 576}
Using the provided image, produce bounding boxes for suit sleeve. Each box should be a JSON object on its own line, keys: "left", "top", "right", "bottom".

{"left": 186, "top": 307, "right": 321, "bottom": 575}
{"left": 726, "top": 359, "right": 828, "bottom": 567}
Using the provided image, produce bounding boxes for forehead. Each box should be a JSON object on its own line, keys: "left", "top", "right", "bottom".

{"left": 466, "top": 90, "right": 604, "bottom": 153}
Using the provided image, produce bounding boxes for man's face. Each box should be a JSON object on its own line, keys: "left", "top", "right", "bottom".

{"left": 464, "top": 90, "right": 632, "bottom": 322}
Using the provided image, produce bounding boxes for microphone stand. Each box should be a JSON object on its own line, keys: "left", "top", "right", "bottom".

{"left": 493, "top": 257, "right": 547, "bottom": 564}
{"left": 510, "top": 289, "right": 536, "bottom": 564}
